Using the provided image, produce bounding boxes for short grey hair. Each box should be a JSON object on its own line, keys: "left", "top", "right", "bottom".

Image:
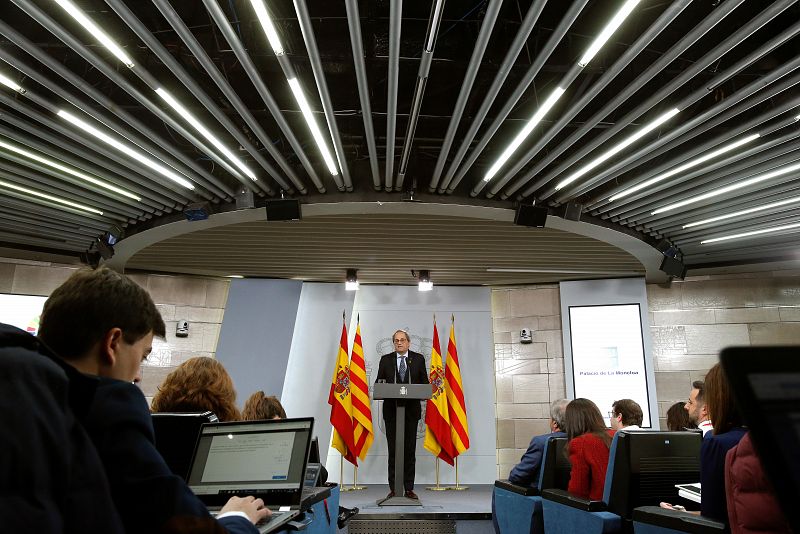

{"left": 550, "top": 399, "right": 569, "bottom": 429}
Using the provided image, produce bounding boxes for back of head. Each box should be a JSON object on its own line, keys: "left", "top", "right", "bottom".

{"left": 704, "top": 363, "right": 743, "bottom": 435}
{"left": 666, "top": 401, "right": 693, "bottom": 431}
{"left": 151, "top": 357, "right": 240, "bottom": 421}
{"left": 241, "top": 391, "right": 286, "bottom": 421}
{"left": 38, "top": 267, "right": 165, "bottom": 360}
{"left": 612, "top": 398, "right": 644, "bottom": 427}
{"left": 564, "top": 398, "right": 611, "bottom": 446}
{"left": 550, "top": 398, "right": 569, "bottom": 430}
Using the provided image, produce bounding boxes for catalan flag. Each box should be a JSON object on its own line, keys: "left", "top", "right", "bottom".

{"left": 349, "top": 319, "right": 374, "bottom": 460}
{"left": 424, "top": 317, "right": 455, "bottom": 465}
{"left": 445, "top": 316, "right": 470, "bottom": 456}
{"left": 328, "top": 317, "right": 357, "bottom": 465}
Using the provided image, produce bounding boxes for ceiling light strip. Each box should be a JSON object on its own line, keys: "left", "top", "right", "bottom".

{"left": 701, "top": 221, "right": 800, "bottom": 244}
{"left": 287, "top": 78, "right": 339, "bottom": 176}
{"left": 483, "top": 87, "right": 566, "bottom": 182}
{"left": 684, "top": 195, "right": 800, "bottom": 228}
{"left": 58, "top": 110, "right": 195, "bottom": 190}
{"left": 0, "top": 138, "right": 140, "bottom": 200}
{"left": 578, "top": 0, "right": 641, "bottom": 66}
{"left": 555, "top": 108, "right": 680, "bottom": 191}
{"left": 652, "top": 161, "right": 800, "bottom": 215}
{"left": 0, "top": 72, "right": 24, "bottom": 93}
{"left": 53, "top": 0, "right": 134, "bottom": 68}
{"left": 609, "top": 133, "right": 761, "bottom": 202}
{"left": 156, "top": 88, "right": 257, "bottom": 181}
{"left": 250, "top": 0, "right": 284, "bottom": 54}
{"left": 0, "top": 178, "right": 103, "bottom": 214}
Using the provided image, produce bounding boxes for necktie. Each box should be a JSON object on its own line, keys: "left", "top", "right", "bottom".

{"left": 399, "top": 356, "right": 407, "bottom": 382}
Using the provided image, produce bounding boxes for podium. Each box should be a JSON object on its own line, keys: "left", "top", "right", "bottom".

{"left": 373, "top": 382, "right": 431, "bottom": 506}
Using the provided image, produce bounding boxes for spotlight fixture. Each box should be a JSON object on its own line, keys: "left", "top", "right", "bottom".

{"left": 94, "top": 236, "right": 114, "bottom": 260}
{"left": 345, "top": 269, "right": 359, "bottom": 291}
{"left": 417, "top": 270, "right": 433, "bottom": 292}
{"left": 184, "top": 201, "right": 212, "bottom": 221}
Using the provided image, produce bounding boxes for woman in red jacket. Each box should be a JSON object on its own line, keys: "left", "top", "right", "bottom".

{"left": 564, "top": 398, "right": 615, "bottom": 501}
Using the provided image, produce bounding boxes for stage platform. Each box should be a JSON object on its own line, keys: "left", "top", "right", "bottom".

{"left": 338, "top": 484, "right": 493, "bottom": 534}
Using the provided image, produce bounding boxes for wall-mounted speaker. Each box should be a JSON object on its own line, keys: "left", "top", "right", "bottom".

{"left": 514, "top": 205, "right": 548, "bottom": 227}
{"left": 266, "top": 199, "right": 301, "bottom": 221}
{"left": 561, "top": 202, "right": 583, "bottom": 221}
{"left": 660, "top": 256, "right": 687, "bottom": 279}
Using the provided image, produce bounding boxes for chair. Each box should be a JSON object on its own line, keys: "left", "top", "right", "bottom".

{"left": 631, "top": 507, "right": 725, "bottom": 533}
{"left": 493, "top": 436, "right": 569, "bottom": 534}
{"left": 542, "top": 431, "right": 703, "bottom": 534}
{"left": 151, "top": 411, "right": 217, "bottom": 480}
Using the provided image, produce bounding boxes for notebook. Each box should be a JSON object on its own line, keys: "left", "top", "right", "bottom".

{"left": 186, "top": 417, "right": 314, "bottom": 533}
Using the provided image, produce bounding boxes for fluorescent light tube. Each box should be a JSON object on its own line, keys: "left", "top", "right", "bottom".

{"left": 425, "top": 0, "right": 446, "bottom": 51}
{"left": 54, "top": 0, "right": 134, "bottom": 68}
{"left": 556, "top": 108, "right": 680, "bottom": 191}
{"left": 249, "top": 0, "right": 284, "bottom": 54}
{"left": 483, "top": 87, "right": 566, "bottom": 182}
{"left": 0, "top": 138, "right": 140, "bottom": 201}
{"left": 701, "top": 221, "right": 800, "bottom": 244}
{"left": 58, "top": 110, "right": 194, "bottom": 190}
{"left": 684, "top": 195, "right": 800, "bottom": 228}
{"left": 652, "top": 161, "right": 800, "bottom": 215}
{"left": 0, "top": 178, "right": 103, "bottom": 214}
{"left": 579, "top": 0, "right": 641, "bottom": 67}
{"left": 0, "top": 72, "right": 23, "bottom": 92}
{"left": 156, "top": 88, "right": 256, "bottom": 181}
{"left": 486, "top": 267, "right": 641, "bottom": 274}
{"left": 287, "top": 78, "right": 339, "bottom": 176}
{"left": 610, "top": 133, "right": 760, "bottom": 202}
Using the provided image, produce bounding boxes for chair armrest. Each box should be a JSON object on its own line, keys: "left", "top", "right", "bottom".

{"left": 633, "top": 506, "right": 727, "bottom": 533}
{"left": 541, "top": 488, "right": 606, "bottom": 512}
{"left": 494, "top": 479, "right": 540, "bottom": 496}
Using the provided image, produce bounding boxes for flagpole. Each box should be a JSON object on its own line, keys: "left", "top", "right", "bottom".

{"left": 450, "top": 457, "right": 469, "bottom": 490}
{"left": 426, "top": 457, "right": 448, "bottom": 491}
{"left": 351, "top": 464, "right": 366, "bottom": 490}
{"left": 339, "top": 455, "right": 355, "bottom": 492}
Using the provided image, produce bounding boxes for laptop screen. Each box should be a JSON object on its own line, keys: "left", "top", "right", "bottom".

{"left": 187, "top": 417, "right": 313, "bottom": 507}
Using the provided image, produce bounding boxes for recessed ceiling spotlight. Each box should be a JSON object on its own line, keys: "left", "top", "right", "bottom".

{"left": 345, "top": 268, "right": 359, "bottom": 291}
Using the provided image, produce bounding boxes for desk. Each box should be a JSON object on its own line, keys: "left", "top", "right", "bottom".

{"left": 273, "top": 484, "right": 339, "bottom": 534}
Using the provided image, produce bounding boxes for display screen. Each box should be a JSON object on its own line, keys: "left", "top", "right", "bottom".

{"left": 0, "top": 293, "right": 48, "bottom": 335}
{"left": 568, "top": 304, "right": 651, "bottom": 427}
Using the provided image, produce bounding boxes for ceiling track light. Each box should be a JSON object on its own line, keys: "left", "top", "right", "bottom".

{"left": 556, "top": 107, "right": 680, "bottom": 191}
{"left": 54, "top": 0, "right": 135, "bottom": 68}
{"left": 609, "top": 133, "right": 761, "bottom": 202}
{"left": 684, "top": 195, "right": 800, "bottom": 229}
{"left": 0, "top": 177, "right": 103, "bottom": 215}
{"left": 483, "top": 87, "right": 566, "bottom": 183}
{"left": 0, "top": 138, "right": 140, "bottom": 201}
{"left": 57, "top": 110, "right": 195, "bottom": 190}
{"left": 155, "top": 88, "right": 257, "bottom": 181}
{"left": 345, "top": 268, "right": 359, "bottom": 291}
{"left": 652, "top": 161, "right": 800, "bottom": 215}
{"left": 700, "top": 221, "right": 800, "bottom": 244}
{"left": 579, "top": 0, "right": 641, "bottom": 67}
{"left": 287, "top": 78, "right": 339, "bottom": 176}
{"left": 417, "top": 269, "right": 433, "bottom": 292}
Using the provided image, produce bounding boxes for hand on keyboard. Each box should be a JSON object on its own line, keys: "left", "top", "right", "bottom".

{"left": 220, "top": 495, "right": 272, "bottom": 524}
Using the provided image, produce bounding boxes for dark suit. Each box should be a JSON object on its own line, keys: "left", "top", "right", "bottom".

{"left": 376, "top": 350, "right": 429, "bottom": 490}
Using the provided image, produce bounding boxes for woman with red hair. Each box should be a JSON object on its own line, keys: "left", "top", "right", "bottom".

{"left": 151, "top": 357, "right": 240, "bottom": 422}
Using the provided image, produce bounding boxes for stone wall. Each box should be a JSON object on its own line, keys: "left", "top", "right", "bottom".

{"left": 0, "top": 258, "right": 229, "bottom": 404}
{"left": 492, "top": 271, "right": 800, "bottom": 479}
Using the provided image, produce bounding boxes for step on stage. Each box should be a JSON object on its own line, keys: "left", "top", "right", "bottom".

{"left": 339, "top": 484, "right": 493, "bottom": 534}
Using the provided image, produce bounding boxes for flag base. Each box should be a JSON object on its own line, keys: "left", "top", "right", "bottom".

{"left": 425, "top": 486, "right": 449, "bottom": 491}
{"left": 448, "top": 485, "right": 470, "bottom": 491}
{"left": 340, "top": 486, "right": 357, "bottom": 492}
{"left": 350, "top": 485, "right": 367, "bottom": 490}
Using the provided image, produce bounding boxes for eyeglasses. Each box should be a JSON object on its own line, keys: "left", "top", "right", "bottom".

{"left": 607, "top": 411, "right": 618, "bottom": 418}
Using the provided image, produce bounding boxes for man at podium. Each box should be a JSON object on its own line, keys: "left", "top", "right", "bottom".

{"left": 376, "top": 330, "right": 430, "bottom": 499}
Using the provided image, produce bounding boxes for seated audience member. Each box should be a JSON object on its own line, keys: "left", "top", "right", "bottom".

{"left": 564, "top": 398, "right": 615, "bottom": 501}
{"left": 0, "top": 322, "right": 124, "bottom": 533}
{"left": 666, "top": 401, "right": 693, "bottom": 431}
{"left": 662, "top": 364, "right": 747, "bottom": 524}
{"left": 610, "top": 398, "right": 643, "bottom": 431}
{"left": 685, "top": 380, "right": 713, "bottom": 436}
{"left": 725, "top": 431, "right": 792, "bottom": 534}
{"left": 241, "top": 391, "right": 287, "bottom": 420}
{"left": 152, "top": 357, "right": 241, "bottom": 421}
{"left": 508, "top": 398, "right": 569, "bottom": 486}
{"left": 37, "top": 267, "right": 267, "bottom": 534}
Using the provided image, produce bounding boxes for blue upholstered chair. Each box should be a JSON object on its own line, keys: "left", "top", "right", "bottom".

{"left": 542, "top": 431, "right": 702, "bottom": 534}
{"left": 632, "top": 506, "right": 725, "bottom": 533}
{"left": 493, "top": 436, "right": 569, "bottom": 534}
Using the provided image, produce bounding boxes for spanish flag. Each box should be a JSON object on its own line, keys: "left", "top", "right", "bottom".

{"left": 445, "top": 315, "right": 470, "bottom": 456}
{"left": 328, "top": 317, "right": 357, "bottom": 465}
{"left": 424, "top": 317, "right": 455, "bottom": 465}
{"left": 349, "top": 319, "right": 374, "bottom": 460}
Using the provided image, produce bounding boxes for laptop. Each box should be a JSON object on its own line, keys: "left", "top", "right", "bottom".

{"left": 720, "top": 346, "right": 799, "bottom": 533}
{"left": 674, "top": 482, "right": 701, "bottom": 503}
{"left": 186, "top": 417, "right": 314, "bottom": 534}
{"left": 152, "top": 411, "right": 218, "bottom": 481}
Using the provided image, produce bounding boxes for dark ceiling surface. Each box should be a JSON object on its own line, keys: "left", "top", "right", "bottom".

{"left": 0, "top": 0, "right": 798, "bottom": 276}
